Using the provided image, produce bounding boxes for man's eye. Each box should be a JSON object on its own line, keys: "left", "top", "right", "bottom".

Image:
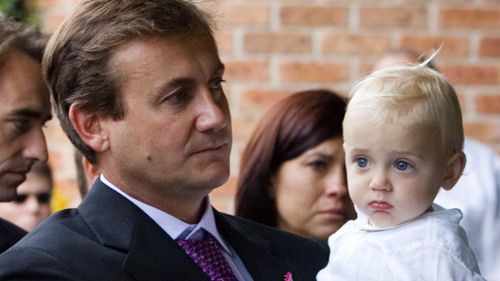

{"left": 167, "top": 88, "right": 190, "bottom": 104}
{"left": 209, "top": 78, "right": 225, "bottom": 95}
{"left": 13, "top": 119, "right": 31, "bottom": 134}
{"left": 356, "top": 157, "right": 369, "bottom": 168}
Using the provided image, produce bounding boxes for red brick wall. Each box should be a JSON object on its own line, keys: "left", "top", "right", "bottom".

{"left": 37, "top": 0, "right": 500, "bottom": 212}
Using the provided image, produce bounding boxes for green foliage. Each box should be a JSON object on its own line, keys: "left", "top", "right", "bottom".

{"left": 0, "top": 0, "right": 39, "bottom": 24}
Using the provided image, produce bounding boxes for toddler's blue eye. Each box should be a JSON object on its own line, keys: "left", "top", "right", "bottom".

{"left": 356, "top": 158, "right": 368, "bottom": 168}
{"left": 395, "top": 160, "right": 409, "bottom": 171}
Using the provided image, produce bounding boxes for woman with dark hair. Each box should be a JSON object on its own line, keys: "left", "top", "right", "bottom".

{"left": 235, "top": 89, "right": 355, "bottom": 240}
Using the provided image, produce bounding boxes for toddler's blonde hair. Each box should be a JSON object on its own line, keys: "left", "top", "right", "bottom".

{"left": 345, "top": 51, "right": 464, "bottom": 156}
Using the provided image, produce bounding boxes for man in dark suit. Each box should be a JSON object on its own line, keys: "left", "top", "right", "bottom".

{"left": 0, "top": 1, "right": 329, "bottom": 280}
{"left": 0, "top": 219, "right": 25, "bottom": 253}
{"left": 0, "top": 16, "right": 51, "bottom": 253}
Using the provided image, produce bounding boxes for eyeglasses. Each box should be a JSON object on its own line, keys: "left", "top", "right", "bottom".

{"left": 13, "top": 193, "right": 51, "bottom": 204}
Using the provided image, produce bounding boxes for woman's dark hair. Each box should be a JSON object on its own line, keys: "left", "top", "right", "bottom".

{"left": 235, "top": 89, "right": 347, "bottom": 227}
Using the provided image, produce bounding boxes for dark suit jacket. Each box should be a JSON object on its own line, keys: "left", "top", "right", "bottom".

{"left": 0, "top": 218, "right": 26, "bottom": 254}
{"left": 0, "top": 179, "right": 329, "bottom": 281}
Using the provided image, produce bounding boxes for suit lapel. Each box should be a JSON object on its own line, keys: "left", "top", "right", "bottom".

{"left": 78, "top": 180, "right": 137, "bottom": 251}
{"left": 215, "top": 211, "right": 293, "bottom": 281}
{"left": 122, "top": 214, "right": 209, "bottom": 281}
{"left": 79, "top": 179, "right": 210, "bottom": 281}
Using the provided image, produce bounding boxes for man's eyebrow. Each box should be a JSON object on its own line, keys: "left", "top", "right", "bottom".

{"left": 151, "top": 77, "right": 194, "bottom": 101}
{"left": 150, "top": 62, "right": 227, "bottom": 104}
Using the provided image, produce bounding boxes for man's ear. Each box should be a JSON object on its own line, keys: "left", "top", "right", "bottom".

{"left": 68, "top": 104, "right": 109, "bottom": 152}
{"left": 441, "top": 151, "right": 466, "bottom": 190}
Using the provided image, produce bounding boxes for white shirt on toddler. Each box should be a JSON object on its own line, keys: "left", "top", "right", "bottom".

{"left": 316, "top": 204, "right": 486, "bottom": 281}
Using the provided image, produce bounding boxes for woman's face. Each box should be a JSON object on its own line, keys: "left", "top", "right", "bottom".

{"left": 274, "top": 137, "right": 355, "bottom": 240}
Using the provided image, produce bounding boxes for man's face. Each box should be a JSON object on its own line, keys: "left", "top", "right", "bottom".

{"left": 101, "top": 35, "right": 231, "bottom": 201}
{"left": 0, "top": 50, "right": 51, "bottom": 201}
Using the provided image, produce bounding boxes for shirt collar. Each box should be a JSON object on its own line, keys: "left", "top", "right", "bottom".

{"left": 354, "top": 203, "right": 461, "bottom": 232}
{"left": 99, "top": 175, "right": 232, "bottom": 255}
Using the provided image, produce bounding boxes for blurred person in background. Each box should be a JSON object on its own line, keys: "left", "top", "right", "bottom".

{"left": 73, "top": 149, "right": 99, "bottom": 198}
{"left": 0, "top": 162, "right": 52, "bottom": 231}
{"left": 374, "top": 48, "right": 500, "bottom": 281}
{"left": 236, "top": 89, "right": 356, "bottom": 241}
{"left": 0, "top": 15, "right": 50, "bottom": 253}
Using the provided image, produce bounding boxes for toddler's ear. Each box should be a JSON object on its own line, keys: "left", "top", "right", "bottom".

{"left": 441, "top": 151, "right": 466, "bottom": 190}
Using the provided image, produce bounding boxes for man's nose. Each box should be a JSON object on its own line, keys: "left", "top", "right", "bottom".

{"left": 24, "top": 195, "right": 43, "bottom": 213}
{"left": 195, "top": 90, "right": 229, "bottom": 133}
{"left": 22, "top": 127, "right": 48, "bottom": 163}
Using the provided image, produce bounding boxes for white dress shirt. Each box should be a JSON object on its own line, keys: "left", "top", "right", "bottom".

{"left": 435, "top": 138, "right": 500, "bottom": 281}
{"left": 317, "top": 204, "right": 486, "bottom": 281}
{"left": 100, "top": 175, "right": 253, "bottom": 281}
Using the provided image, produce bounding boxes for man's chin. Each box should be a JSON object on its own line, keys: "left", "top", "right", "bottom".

{"left": 203, "top": 168, "right": 230, "bottom": 190}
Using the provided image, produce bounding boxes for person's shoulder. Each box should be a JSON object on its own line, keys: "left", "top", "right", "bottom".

{"left": 398, "top": 208, "right": 478, "bottom": 260}
{"left": 0, "top": 207, "right": 110, "bottom": 279}
{"left": 0, "top": 218, "right": 27, "bottom": 253}
{"left": 5, "top": 208, "right": 91, "bottom": 254}
{"left": 0, "top": 209, "right": 88, "bottom": 279}
{"left": 397, "top": 207, "right": 464, "bottom": 238}
{"left": 0, "top": 218, "right": 26, "bottom": 239}
{"left": 218, "top": 213, "right": 328, "bottom": 254}
{"left": 217, "top": 213, "right": 329, "bottom": 279}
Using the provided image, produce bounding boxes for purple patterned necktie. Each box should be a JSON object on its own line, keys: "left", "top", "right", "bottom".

{"left": 176, "top": 233, "right": 238, "bottom": 281}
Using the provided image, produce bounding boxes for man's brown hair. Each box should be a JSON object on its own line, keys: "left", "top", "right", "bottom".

{"left": 43, "top": 0, "right": 216, "bottom": 163}
{"left": 0, "top": 14, "right": 46, "bottom": 65}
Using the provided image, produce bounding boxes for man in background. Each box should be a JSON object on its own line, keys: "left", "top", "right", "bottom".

{"left": 73, "top": 149, "right": 98, "bottom": 198}
{"left": 0, "top": 15, "right": 51, "bottom": 253}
